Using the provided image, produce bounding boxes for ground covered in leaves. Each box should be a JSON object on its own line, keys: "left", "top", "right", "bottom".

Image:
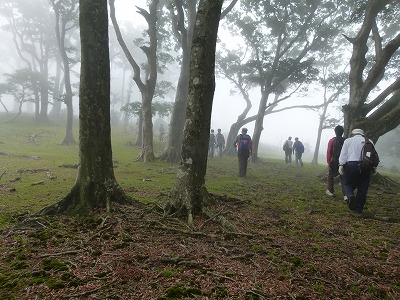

{"left": 1, "top": 187, "right": 399, "bottom": 300}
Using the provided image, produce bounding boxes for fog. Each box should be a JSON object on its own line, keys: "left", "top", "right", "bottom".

{"left": 114, "top": 0, "right": 348, "bottom": 158}
{"left": 0, "top": 0, "right": 351, "bottom": 162}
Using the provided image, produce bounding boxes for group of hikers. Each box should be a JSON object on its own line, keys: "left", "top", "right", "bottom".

{"left": 209, "top": 125, "right": 379, "bottom": 214}
{"left": 325, "top": 125, "right": 379, "bottom": 213}
{"left": 208, "top": 129, "right": 226, "bottom": 159}
{"left": 209, "top": 127, "right": 251, "bottom": 177}
{"left": 282, "top": 136, "right": 305, "bottom": 167}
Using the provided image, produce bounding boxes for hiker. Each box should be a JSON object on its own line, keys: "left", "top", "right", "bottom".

{"left": 159, "top": 124, "right": 166, "bottom": 142}
{"left": 233, "top": 128, "right": 252, "bottom": 177}
{"left": 326, "top": 125, "right": 345, "bottom": 197}
{"left": 216, "top": 128, "right": 225, "bottom": 158}
{"left": 292, "top": 137, "right": 304, "bottom": 167}
{"left": 282, "top": 136, "right": 293, "bottom": 165}
{"left": 209, "top": 129, "right": 216, "bottom": 159}
{"left": 338, "top": 128, "right": 375, "bottom": 213}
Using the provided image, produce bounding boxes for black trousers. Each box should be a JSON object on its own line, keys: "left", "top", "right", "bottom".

{"left": 343, "top": 162, "right": 371, "bottom": 212}
{"left": 238, "top": 149, "right": 250, "bottom": 177}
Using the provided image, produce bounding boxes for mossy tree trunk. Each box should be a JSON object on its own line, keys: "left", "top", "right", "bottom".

{"left": 39, "top": 0, "right": 131, "bottom": 215}
{"left": 167, "top": 0, "right": 223, "bottom": 222}
{"left": 343, "top": 0, "right": 400, "bottom": 142}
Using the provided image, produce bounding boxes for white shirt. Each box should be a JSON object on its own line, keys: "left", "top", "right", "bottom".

{"left": 339, "top": 134, "right": 374, "bottom": 165}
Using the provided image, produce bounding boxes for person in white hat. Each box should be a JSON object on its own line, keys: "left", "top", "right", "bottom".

{"left": 338, "top": 128, "right": 373, "bottom": 213}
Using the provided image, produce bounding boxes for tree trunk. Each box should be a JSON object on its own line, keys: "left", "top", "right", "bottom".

{"left": 140, "top": 90, "right": 155, "bottom": 162}
{"left": 54, "top": 3, "right": 77, "bottom": 145}
{"left": 167, "top": 0, "right": 223, "bottom": 222}
{"left": 344, "top": 0, "right": 400, "bottom": 142}
{"left": 39, "top": 55, "right": 50, "bottom": 123}
{"left": 49, "top": 55, "right": 63, "bottom": 119}
{"left": 160, "top": 1, "right": 196, "bottom": 163}
{"left": 134, "top": 109, "right": 143, "bottom": 147}
{"left": 311, "top": 113, "right": 325, "bottom": 165}
{"left": 109, "top": 0, "right": 158, "bottom": 162}
{"left": 40, "top": 0, "right": 131, "bottom": 215}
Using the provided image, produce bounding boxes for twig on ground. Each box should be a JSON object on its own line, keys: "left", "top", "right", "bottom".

{"left": 208, "top": 271, "right": 235, "bottom": 281}
{"left": 39, "top": 250, "right": 79, "bottom": 258}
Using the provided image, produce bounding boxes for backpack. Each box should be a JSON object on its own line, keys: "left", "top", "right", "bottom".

{"left": 359, "top": 137, "right": 380, "bottom": 170}
{"left": 329, "top": 137, "right": 344, "bottom": 171}
{"left": 296, "top": 142, "right": 304, "bottom": 154}
{"left": 238, "top": 134, "right": 251, "bottom": 151}
{"left": 283, "top": 141, "right": 288, "bottom": 151}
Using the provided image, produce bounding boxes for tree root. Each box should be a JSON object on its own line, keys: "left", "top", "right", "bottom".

{"left": 38, "top": 182, "right": 135, "bottom": 216}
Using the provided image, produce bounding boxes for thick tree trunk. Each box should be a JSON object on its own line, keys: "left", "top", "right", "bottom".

{"left": 40, "top": 0, "right": 131, "bottom": 215}
{"left": 344, "top": 0, "right": 400, "bottom": 142}
{"left": 167, "top": 0, "right": 223, "bottom": 221}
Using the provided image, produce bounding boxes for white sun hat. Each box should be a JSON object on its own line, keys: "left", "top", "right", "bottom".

{"left": 351, "top": 128, "right": 364, "bottom": 136}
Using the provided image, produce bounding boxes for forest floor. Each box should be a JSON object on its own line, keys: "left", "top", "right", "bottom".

{"left": 1, "top": 178, "right": 400, "bottom": 300}
{"left": 0, "top": 116, "right": 400, "bottom": 299}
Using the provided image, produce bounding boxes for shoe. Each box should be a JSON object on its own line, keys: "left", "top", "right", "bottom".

{"left": 348, "top": 195, "right": 356, "bottom": 211}
{"left": 326, "top": 190, "right": 334, "bottom": 196}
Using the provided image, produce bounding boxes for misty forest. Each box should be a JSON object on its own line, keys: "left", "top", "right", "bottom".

{"left": 0, "top": 0, "right": 400, "bottom": 299}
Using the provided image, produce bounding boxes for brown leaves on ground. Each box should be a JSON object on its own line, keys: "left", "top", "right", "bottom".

{"left": 0, "top": 196, "right": 399, "bottom": 300}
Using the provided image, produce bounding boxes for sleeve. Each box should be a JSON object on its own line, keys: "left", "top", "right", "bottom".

{"left": 338, "top": 139, "right": 348, "bottom": 166}
{"left": 326, "top": 138, "right": 334, "bottom": 164}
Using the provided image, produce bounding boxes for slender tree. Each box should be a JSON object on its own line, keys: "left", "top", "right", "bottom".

{"left": 39, "top": 0, "right": 131, "bottom": 215}
{"left": 167, "top": 0, "right": 223, "bottom": 224}
{"left": 310, "top": 53, "right": 349, "bottom": 164}
{"left": 50, "top": 0, "right": 79, "bottom": 145}
{"left": 109, "top": 0, "right": 159, "bottom": 163}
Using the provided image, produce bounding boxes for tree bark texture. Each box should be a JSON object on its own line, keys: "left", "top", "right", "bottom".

{"left": 168, "top": 0, "right": 223, "bottom": 219}
{"left": 40, "top": 0, "right": 131, "bottom": 215}
{"left": 344, "top": 0, "right": 400, "bottom": 142}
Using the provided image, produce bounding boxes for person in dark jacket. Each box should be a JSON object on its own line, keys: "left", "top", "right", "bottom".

{"left": 282, "top": 136, "right": 293, "bottom": 165}
{"left": 233, "top": 128, "right": 252, "bottom": 177}
{"left": 209, "top": 129, "right": 216, "bottom": 159}
{"left": 326, "top": 125, "right": 345, "bottom": 197}
{"left": 215, "top": 129, "right": 225, "bottom": 158}
{"left": 292, "top": 137, "right": 304, "bottom": 167}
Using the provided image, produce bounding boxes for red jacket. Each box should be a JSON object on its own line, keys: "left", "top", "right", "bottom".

{"left": 326, "top": 137, "right": 335, "bottom": 164}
